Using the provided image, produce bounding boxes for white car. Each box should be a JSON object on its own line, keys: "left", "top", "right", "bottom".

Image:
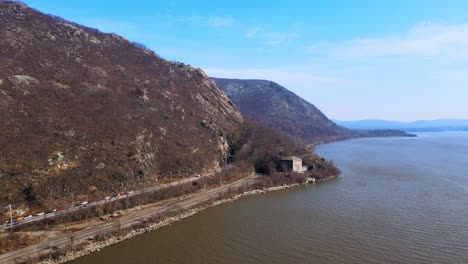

{"left": 35, "top": 212, "right": 45, "bottom": 216}
{"left": 80, "top": 201, "right": 88, "bottom": 206}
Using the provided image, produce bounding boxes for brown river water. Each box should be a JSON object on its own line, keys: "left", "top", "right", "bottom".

{"left": 71, "top": 132, "right": 468, "bottom": 264}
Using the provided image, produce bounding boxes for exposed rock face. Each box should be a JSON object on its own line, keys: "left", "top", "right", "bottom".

{"left": 0, "top": 1, "right": 243, "bottom": 206}
{"left": 213, "top": 78, "right": 352, "bottom": 145}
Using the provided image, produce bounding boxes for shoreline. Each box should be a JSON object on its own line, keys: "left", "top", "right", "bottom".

{"left": 38, "top": 174, "right": 338, "bottom": 264}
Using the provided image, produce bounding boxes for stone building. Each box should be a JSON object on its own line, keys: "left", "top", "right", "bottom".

{"left": 280, "top": 156, "right": 302, "bottom": 172}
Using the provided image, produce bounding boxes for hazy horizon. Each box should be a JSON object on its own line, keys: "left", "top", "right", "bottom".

{"left": 335, "top": 117, "right": 468, "bottom": 122}
{"left": 22, "top": 0, "right": 468, "bottom": 121}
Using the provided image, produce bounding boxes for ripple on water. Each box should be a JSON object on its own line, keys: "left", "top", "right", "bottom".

{"left": 70, "top": 132, "right": 468, "bottom": 264}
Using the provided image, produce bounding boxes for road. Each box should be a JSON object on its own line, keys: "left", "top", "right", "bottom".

{"left": 0, "top": 174, "right": 258, "bottom": 264}
{"left": 1, "top": 166, "right": 231, "bottom": 231}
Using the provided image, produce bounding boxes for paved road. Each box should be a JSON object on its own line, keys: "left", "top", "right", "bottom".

{"left": 1, "top": 166, "right": 231, "bottom": 231}
{"left": 0, "top": 174, "right": 258, "bottom": 264}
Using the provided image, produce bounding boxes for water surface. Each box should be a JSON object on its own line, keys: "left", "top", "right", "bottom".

{"left": 72, "top": 132, "right": 468, "bottom": 264}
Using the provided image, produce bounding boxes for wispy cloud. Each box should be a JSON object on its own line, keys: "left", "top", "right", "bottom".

{"left": 323, "top": 22, "right": 468, "bottom": 60}
{"left": 262, "top": 32, "right": 299, "bottom": 46}
{"left": 245, "top": 27, "right": 260, "bottom": 38}
{"left": 207, "top": 16, "right": 235, "bottom": 27}
{"left": 178, "top": 15, "right": 235, "bottom": 27}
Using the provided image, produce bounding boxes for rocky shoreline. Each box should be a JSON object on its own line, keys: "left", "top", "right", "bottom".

{"left": 38, "top": 175, "right": 338, "bottom": 264}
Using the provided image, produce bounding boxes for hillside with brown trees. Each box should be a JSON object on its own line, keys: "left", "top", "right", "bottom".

{"left": 231, "top": 119, "right": 340, "bottom": 177}
{"left": 212, "top": 78, "right": 353, "bottom": 145}
{"left": 0, "top": 1, "right": 243, "bottom": 210}
{"left": 0, "top": 1, "right": 347, "bottom": 219}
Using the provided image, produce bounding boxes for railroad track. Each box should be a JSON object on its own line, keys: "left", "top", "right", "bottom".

{"left": 1, "top": 166, "right": 232, "bottom": 231}
{"left": 0, "top": 174, "right": 258, "bottom": 264}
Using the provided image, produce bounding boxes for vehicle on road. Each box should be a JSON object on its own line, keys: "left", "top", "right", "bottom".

{"left": 110, "top": 211, "right": 121, "bottom": 218}
{"left": 8, "top": 220, "right": 17, "bottom": 225}
{"left": 5, "top": 219, "right": 16, "bottom": 225}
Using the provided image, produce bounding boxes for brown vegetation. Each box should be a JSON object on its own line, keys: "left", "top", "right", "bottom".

{"left": 15, "top": 165, "right": 252, "bottom": 231}
{"left": 230, "top": 120, "right": 305, "bottom": 174}
{"left": 230, "top": 119, "right": 340, "bottom": 177}
{"left": 0, "top": 232, "right": 43, "bottom": 255}
{"left": 0, "top": 1, "right": 242, "bottom": 212}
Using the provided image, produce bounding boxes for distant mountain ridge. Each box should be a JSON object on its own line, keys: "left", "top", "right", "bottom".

{"left": 212, "top": 78, "right": 413, "bottom": 145}
{"left": 335, "top": 119, "right": 468, "bottom": 132}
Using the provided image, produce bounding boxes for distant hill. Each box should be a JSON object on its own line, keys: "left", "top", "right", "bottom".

{"left": 213, "top": 78, "right": 413, "bottom": 145}
{"left": 212, "top": 78, "right": 353, "bottom": 145}
{"left": 335, "top": 119, "right": 468, "bottom": 132}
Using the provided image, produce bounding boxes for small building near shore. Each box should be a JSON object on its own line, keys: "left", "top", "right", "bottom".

{"left": 280, "top": 156, "right": 302, "bottom": 172}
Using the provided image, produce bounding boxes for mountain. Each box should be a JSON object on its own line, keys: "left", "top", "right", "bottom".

{"left": 213, "top": 78, "right": 414, "bottom": 145}
{"left": 0, "top": 1, "right": 243, "bottom": 207}
{"left": 212, "top": 78, "right": 353, "bottom": 145}
{"left": 335, "top": 119, "right": 468, "bottom": 132}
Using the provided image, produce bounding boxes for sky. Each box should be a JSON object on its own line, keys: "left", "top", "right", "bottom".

{"left": 22, "top": 0, "right": 468, "bottom": 121}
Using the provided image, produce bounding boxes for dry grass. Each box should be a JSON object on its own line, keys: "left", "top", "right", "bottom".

{"left": 0, "top": 232, "right": 44, "bottom": 255}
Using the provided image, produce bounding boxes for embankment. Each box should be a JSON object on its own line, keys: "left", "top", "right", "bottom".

{"left": 36, "top": 174, "right": 337, "bottom": 264}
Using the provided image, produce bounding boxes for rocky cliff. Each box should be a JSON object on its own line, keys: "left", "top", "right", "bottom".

{"left": 0, "top": 1, "right": 243, "bottom": 207}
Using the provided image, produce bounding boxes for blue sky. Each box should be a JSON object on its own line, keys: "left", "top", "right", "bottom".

{"left": 23, "top": 0, "right": 468, "bottom": 121}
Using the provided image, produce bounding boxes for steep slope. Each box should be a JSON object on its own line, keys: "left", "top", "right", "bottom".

{"left": 0, "top": 1, "right": 243, "bottom": 207}
{"left": 212, "top": 78, "right": 352, "bottom": 145}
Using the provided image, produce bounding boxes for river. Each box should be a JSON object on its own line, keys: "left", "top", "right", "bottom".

{"left": 71, "top": 132, "right": 468, "bottom": 264}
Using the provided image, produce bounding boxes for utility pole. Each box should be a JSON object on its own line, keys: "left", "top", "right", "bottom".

{"left": 66, "top": 193, "right": 74, "bottom": 232}
{"left": 9, "top": 204, "right": 13, "bottom": 231}
{"left": 66, "top": 203, "right": 69, "bottom": 232}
